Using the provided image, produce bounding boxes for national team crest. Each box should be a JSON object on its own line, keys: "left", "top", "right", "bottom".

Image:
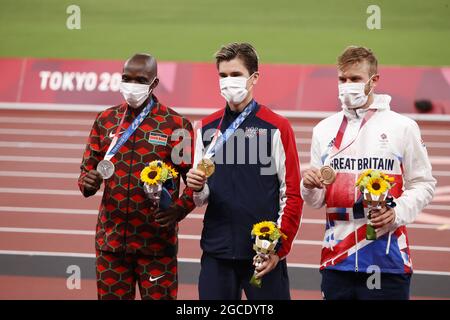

{"left": 149, "top": 132, "right": 168, "bottom": 146}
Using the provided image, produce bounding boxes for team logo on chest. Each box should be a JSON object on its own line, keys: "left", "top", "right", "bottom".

{"left": 149, "top": 131, "right": 168, "bottom": 146}
{"left": 244, "top": 126, "right": 267, "bottom": 138}
{"left": 378, "top": 133, "right": 389, "bottom": 149}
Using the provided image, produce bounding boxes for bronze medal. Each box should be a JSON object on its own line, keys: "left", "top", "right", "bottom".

{"left": 320, "top": 165, "right": 336, "bottom": 185}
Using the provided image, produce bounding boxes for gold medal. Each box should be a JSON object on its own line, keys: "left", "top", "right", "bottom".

{"left": 197, "top": 158, "right": 215, "bottom": 178}
{"left": 320, "top": 165, "right": 336, "bottom": 185}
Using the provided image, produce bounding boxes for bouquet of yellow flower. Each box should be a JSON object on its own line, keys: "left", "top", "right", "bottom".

{"left": 355, "top": 169, "right": 396, "bottom": 240}
{"left": 140, "top": 160, "right": 178, "bottom": 209}
{"left": 249, "top": 221, "right": 287, "bottom": 288}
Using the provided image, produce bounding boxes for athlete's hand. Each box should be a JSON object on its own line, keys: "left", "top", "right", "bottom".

{"left": 155, "top": 203, "right": 186, "bottom": 228}
{"left": 302, "top": 167, "right": 324, "bottom": 189}
{"left": 187, "top": 168, "right": 207, "bottom": 192}
{"left": 254, "top": 254, "right": 280, "bottom": 279}
{"left": 82, "top": 170, "right": 103, "bottom": 196}
{"left": 370, "top": 206, "right": 396, "bottom": 232}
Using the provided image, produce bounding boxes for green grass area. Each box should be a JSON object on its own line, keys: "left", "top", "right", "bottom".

{"left": 0, "top": 0, "right": 449, "bottom": 66}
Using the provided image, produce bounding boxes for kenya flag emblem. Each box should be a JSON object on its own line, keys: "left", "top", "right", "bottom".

{"left": 149, "top": 132, "right": 168, "bottom": 146}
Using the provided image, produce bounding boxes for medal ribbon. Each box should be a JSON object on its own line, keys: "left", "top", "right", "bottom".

{"left": 328, "top": 109, "right": 376, "bottom": 160}
{"left": 104, "top": 98, "right": 155, "bottom": 161}
{"left": 204, "top": 100, "right": 257, "bottom": 159}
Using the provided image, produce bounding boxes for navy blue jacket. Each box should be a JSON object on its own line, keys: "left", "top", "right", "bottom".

{"left": 193, "top": 101, "right": 303, "bottom": 260}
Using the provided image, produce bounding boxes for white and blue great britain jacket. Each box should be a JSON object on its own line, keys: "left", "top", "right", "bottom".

{"left": 301, "top": 94, "right": 436, "bottom": 274}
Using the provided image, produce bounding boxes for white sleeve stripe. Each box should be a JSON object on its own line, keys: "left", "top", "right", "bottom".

{"left": 273, "top": 129, "right": 287, "bottom": 227}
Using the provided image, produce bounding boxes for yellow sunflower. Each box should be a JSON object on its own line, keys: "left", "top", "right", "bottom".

{"left": 355, "top": 169, "right": 373, "bottom": 187}
{"left": 252, "top": 221, "right": 276, "bottom": 238}
{"left": 148, "top": 160, "right": 162, "bottom": 170}
{"left": 167, "top": 165, "right": 179, "bottom": 179}
{"left": 381, "top": 173, "right": 395, "bottom": 184}
{"left": 366, "top": 177, "right": 389, "bottom": 196}
{"left": 140, "top": 166, "right": 161, "bottom": 185}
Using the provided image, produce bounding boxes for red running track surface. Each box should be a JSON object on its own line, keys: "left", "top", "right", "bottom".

{"left": 0, "top": 109, "right": 449, "bottom": 299}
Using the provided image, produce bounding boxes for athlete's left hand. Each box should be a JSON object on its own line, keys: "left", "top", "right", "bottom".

{"left": 370, "top": 206, "right": 396, "bottom": 231}
{"left": 254, "top": 254, "right": 280, "bottom": 279}
{"left": 155, "top": 204, "right": 185, "bottom": 227}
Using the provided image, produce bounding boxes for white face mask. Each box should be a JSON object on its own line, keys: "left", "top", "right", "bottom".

{"left": 119, "top": 79, "right": 155, "bottom": 108}
{"left": 219, "top": 74, "right": 254, "bottom": 105}
{"left": 338, "top": 76, "right": 374, "bottom": 109}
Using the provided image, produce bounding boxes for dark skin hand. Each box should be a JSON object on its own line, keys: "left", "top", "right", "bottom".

{"left": 123, "top": 54, "right": 185, "bottom": 227}
{"left": 122, "top": 53, "right": 159, "bottom": 108}
{"left": 82, "top": 170, "right": 103, "bottom": 197}
{"left": 155, "top": 204, "right": 186, "bottom": 228}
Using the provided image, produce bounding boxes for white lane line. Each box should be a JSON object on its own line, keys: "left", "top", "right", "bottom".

{"left": 415, "top": 213, "right": 450, "bottom": 225}
{"left": 427, "top": 204, "right": 450, "bottom": 210}
{"left": 432, "top": 196, "right": 450, "bottom": 202}
{"left": 0, "top": 117, "right": 92, "bottom": 125}
{"left": 421, "top": 130, "right": 450, "bottom": 136}
{"left": 433, "top": 171, "right": 450, "bottom": 177}
{"left": 0, "top": 171, "right": 78, "bottom": 179}
{"left": 0, "top": 188, "right": 101, "bottom": 196}
{"left": 1, "top": 116, "right": 448, "bottom": 136}
{"left": 411, "top": 245, "right": 450, "bottom": 252}
{"left": 4, "top": 102, "right": 450, "bottom": 122}
{"left": 2, "top": 154, "right": 450, "bottom": 168}
{"left": 0, "top": 206, "right": 97, "bottom": 215}
{"left": 0, "top": 227, "right": 95, "bottom": 235}
{"left": 3, "top": 137, "right": 449, "bottom": 152}
{"left": 0, "top": 156, "right": 80, "bottom": 163}
{"left": 430, "top": 157, "right": 450, "bottom": 165}
{"left": 0, "top": 228, "right": 449, "bottom": 253}
{"left": 435, "top": 186, "right": 450, "bottom": 195}
{"left": 0, "top": 126, "right": 448, "bottom": 142}
{"left": 292, "top": 126, "right": 314, "bottom": 132}
{"left": 0, "top": 207, "right": 448, "bottom": 230}
{"left": 0, "top": 141, "right": 84, "bottom": 150}
{"left": 296, "top": 138, "right": 312, "bottom": 144}
{"left": 425, "top": 142, "right": 450, "bottom": 149}
{"left": 0, "top": 129, "right": 88, "bottom": 137}
{"left": 0, "top": 206, "right": 205, "bottom": 219}
{"left": 0, "top": 250, "right": 95, "bottom": 258}
{"left": 0, "top": 249, "right": 449, "bottom": 276}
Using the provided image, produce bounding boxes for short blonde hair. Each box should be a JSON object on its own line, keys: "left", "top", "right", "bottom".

{"left": 337, "top": 46, "right": 378, "bottom": 76}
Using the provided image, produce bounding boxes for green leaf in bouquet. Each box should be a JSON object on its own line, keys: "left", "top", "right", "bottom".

{"left": 269, "top": 227, "right": 281, "bottom": 242}
{"left": 249, "top": 273, "right": 262, "bottom": 288}
{"left": 370, "top": 170, "right": 381, "bottom": 179}
{"left": 160, "top": 168, "right": 169, "bottom": 182}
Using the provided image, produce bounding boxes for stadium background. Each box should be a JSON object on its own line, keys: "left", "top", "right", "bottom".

{"left": 0, "top": 0, "right": 449, "bottom": 299}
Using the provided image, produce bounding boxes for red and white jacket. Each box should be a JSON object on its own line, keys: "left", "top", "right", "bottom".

{"left": 301, "top": 94, "right": 436, "bottom": 274}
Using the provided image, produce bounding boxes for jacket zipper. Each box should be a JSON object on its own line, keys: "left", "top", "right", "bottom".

{"left": 122, "top": 131, "right": 137, "bottom": 252}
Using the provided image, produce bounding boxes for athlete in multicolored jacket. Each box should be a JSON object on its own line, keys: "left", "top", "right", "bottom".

{"left": 301, "top": 46, "right": 436, "bottom": 300}
{"left": 78, "top": 53, "right": 195, "bottom": 300}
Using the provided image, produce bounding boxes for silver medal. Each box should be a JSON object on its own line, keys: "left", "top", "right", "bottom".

{"left": 97, "top": 159, "right": 115, "bottom": 179}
